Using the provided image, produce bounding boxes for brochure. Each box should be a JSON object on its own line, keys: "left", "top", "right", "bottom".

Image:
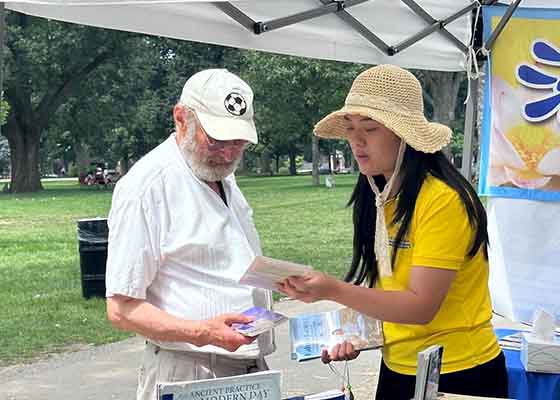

{"left": 231, "top": 306, "right": 288, "bottom": 337}
{"left": 239, "top": 255, "right": 313, "bottom": 292}
{"left": 413, "top": 344, "right": 444, "bottom": 400}
{"left": 157, "top": 370, "right": 281, "bottom": 400}
{"left": 289, "top": 307, "right": 384, "bottom": 362}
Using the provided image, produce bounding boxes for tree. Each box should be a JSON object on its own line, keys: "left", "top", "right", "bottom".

{"left": 0, "top": 98, "right": 10, "bottom": 176}
{"left": 38, "top": 34, "right": 243, "bottom": 182}
{"left": 2, "top": 12, "right": 134, "bottom": 192}
{"left": 418, "top": 70, "right": 467, "bottom": 162}
{"left": 242, "top": 52, "right": 362, "bottom": 182}
{"left": 0, "top": 136, "right": 8, "bottom": 176}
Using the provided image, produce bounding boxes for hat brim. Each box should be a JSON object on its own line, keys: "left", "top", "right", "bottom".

{"left": 196, "top": 110, "right": 258, "bottom": 145}
{"left": 313, "top": 105, "right": 451, "bottom": 154}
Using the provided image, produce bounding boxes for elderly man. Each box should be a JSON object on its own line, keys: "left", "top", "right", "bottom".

{"left": 105, "top": 69, "right": 274, "bottom": 400}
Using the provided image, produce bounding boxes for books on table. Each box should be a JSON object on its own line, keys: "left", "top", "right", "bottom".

{"left": 414, "top": 344, "right": 444, "bottom": 400}
{"left": 304, "top": 389, "right": 345, "bottom": 400}
{"left": 231, "top": 306, "right": 288, "bottom": 337}
{"left": 289, "top": 307, "right": 384, "bottom": 362}
{"left": 284, "top": 389, "right": 345, "bottom": 400}
{"left": 157, "top": 370, "right": 281, "bottom": 400}
{"left": 239, "top": 255, "right": 313, "bottom": 292}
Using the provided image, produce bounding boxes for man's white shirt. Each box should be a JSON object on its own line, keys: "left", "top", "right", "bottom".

{"left": 106, "top": 134, "right": 274, "bottom": 358}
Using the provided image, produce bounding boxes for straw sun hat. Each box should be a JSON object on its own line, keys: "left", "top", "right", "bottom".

{"left": 313, "top": 64, "right": 452, "bottom": 153}
{"left": 314, "top": 65, "right": 453, "bottom": 278}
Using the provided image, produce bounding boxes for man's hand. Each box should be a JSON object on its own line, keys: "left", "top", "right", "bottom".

{"left": 201, "top": 313, "right": 257, "bottom": 352}
{"left": 320, "top": 341, "right": 360, "bottom": 364}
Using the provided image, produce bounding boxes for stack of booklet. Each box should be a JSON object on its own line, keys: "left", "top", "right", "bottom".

{"left": 289, "top": 307, "right": 384, "bottom": 362}
{"left": 237, "top": 256, "right": 384, "bottom": 362}
{"left": 232, "top": 306, "right": 288, "bottom": 337}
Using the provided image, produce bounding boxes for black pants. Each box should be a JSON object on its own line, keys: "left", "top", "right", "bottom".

{"left": 375, "top": 352, "right": 508, "bottom": 400}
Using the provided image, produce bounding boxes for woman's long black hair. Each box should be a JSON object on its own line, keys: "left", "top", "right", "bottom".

{"left": 345, "top": 145, "right": 488, "bottom": 287}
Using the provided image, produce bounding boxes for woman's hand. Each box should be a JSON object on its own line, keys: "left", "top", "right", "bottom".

{"left": 277, "top": 271, "right": 340, "bottom": 303}
{"left": 321, "top": 341, "right": 360, "bottom": 364}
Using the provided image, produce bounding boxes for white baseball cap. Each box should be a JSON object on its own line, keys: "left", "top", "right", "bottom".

{"left": 179, "top": 69, "right": 258, "bottom": 144}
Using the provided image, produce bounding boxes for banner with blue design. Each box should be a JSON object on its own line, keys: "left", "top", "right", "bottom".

{"left": 479, "top": 6, "right": 560, "bottom": 201}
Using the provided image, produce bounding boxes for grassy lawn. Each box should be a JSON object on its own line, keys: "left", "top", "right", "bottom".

{"left": 0, "top": 174, "right": 358, "bottom": 366}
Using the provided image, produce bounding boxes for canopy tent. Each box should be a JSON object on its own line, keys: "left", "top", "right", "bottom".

{"left": 1, "top": 0, "right": 557, "bottom": 180}
{"left": 6, "top": 0, "right": 477, "bottom": 72}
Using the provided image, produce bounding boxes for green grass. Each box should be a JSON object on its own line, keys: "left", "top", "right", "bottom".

{"left": 0, "top": 175, "right": 358, "bottom": 366}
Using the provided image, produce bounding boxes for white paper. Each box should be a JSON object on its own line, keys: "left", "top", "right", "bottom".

{"left": 238, "top": 256, "right": 313, "bottom": 292}
{"left": 488, "top": 198, "right": 560, "bottom": 324}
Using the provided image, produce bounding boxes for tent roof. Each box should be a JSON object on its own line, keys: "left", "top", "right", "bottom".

{"left": 7, "top": 0, "right": 477, "bottom": 72}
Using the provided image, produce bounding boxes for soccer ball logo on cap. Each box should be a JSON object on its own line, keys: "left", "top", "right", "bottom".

{"left": 224, "top": 92, "right": 247, "bottom": 116}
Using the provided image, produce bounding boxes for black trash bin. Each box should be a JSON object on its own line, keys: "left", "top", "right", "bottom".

{"left": 77, "top": 218, "right": 109, "bottom": 299}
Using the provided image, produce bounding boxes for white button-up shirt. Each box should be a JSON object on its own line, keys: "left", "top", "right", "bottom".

{"left": 106, "top": 134, "right": 274, "bottom": 358}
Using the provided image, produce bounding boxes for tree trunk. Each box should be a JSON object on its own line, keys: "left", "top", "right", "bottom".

{"left": 259, "top": 149, "right": 272, "bottom": 176}
{"left": 288, "top": 149, "right": 297, "bottom": 176}
{"left": 311, "top": 135, "right": 320, "bottom": 186}
{"left": 237, "top": 151, "right": 246, "bottom": 175}
{"left": 5, "top": 115, "right": 42, "bottom": 193}
{"left": 423, "top": 71, "right": 464, "bottom": 161}
{"left": 275, "top": 155, "right": 280, "bottom": 174}
{"left": 120, "top": 158, "right": 129, "bottom": 176}
{"left": 74, "top": 140, "right": 91, "bottom": 183}
{"left": 4, "top": 14, "right": 122, "bottom": 193}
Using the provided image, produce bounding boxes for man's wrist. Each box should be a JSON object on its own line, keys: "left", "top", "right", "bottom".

{"left": 190, "top": 320, "right": 210, "bottom": 347}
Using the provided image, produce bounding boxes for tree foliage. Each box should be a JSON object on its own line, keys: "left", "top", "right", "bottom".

{"left": 242, "top": 52, "right": 363, "bottom": 176}
{"left": 4, "top": 13, "right": 469, "bottom": 191}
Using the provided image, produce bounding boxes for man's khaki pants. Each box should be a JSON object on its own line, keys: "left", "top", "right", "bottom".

{"left": 137, "top": 342, "right": 268, "bottom": 400}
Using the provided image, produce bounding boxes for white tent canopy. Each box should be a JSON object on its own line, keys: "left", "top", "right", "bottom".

{"left": 6, "top": 0, "right": 476, "bottom": 72}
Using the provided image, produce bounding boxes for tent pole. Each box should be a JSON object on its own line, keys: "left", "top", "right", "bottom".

{"left": 461, "top": 76, "right": 479, "bottom": 181}
{"left": 318, "top": 0, "right": 390, "bottom": 54}
{"left": 401, "top": 0, "right": 468, "bottom": 53}
{"left": 257, "top": 0, "right": 369, "bottom": 34}
{"left": 392, "top": 2, "right": 479, "bottom": 55}
{"left": 214, "top": 0, "right": 370, "bottom": 35}
{"left": 212, "top": 2, "right": 256, "bottom": 33}
{"left": 215, "top": 0, "right": 475, "bottom": 59}
{"left": 483, "top": 0, "right": 522, "bottom": 52}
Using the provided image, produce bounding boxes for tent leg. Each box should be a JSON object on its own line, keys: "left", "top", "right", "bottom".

{"left": 461, "top": 77, "right": 478, "bottom": 182}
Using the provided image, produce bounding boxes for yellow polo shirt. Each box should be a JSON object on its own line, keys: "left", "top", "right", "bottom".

{"left": 378, "top": 175, "right": 501, "bottom": 375}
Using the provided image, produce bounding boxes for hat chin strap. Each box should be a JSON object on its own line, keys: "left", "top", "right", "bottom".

{"left": 366, "top": 140, "right": 406, "bottom": 278}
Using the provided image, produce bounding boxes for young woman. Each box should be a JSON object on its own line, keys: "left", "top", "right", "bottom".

{"left": 279, "top": 65, "right": 508, "bottom": 399}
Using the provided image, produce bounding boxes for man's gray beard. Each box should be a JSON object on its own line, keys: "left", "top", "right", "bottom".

{"left": 179, "top": 130, "right": 241, "bottom": 182}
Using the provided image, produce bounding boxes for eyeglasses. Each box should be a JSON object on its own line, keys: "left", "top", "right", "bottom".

{"left": 202, "top": 130, "right": 248, "bottom": 151}
{"left": 188, "top": 109, "right": 248, "bottom": 151}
